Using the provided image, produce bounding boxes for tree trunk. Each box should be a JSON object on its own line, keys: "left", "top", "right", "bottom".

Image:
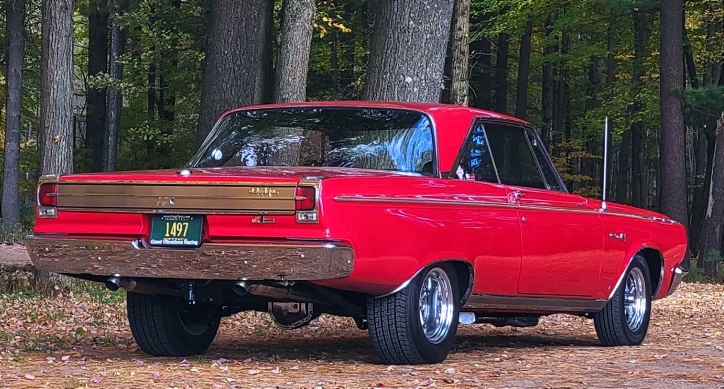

{"left": 2, "top": 0, "right": 25, "bottom": 226}
{"left": 255, "top": 0, "right": 275, "bottom": 105}
{"left": 691, "top": 133, "right": 714, "bottom": 249}
{"left": 86, "top": 0, "right": 108, "bottom": 172}
{"left": 615, "top": 130, "right": 631, "bottom": 203}
{"left": 541, "top": 15, "right": 556, "bottom": 144}
{"left": 471, "top": 35, "right": 492, "bottom": 109}
{"left": 629, "top": 9, "right": 654, "bottom": 208}
{"left": 38, "top": 0, "right": 75, "bottom": 291}
{"left": 197, "top": 0, "right": 272, "bottom": 145}
{"left": 659, "top": 0, "right": 690, "bottom": 228}
{"left": 494, "top": 33, "right": 509, "bottom": 113}
{"left": 514, "top": 20, "right": 532, "bottom": 120}
{"left": 697, "top": 112, "right": 724, "bottom": 278}
{"left": 363, "top": 0, "right": 454, "bottom": 102}
{"left": 104, "top": 0, "right": 127, "bottom": 172}
{"left": 273, "top": 0, "right": 315, "bottom": 103}
{"left": 448, "top": 0, "right": 470, "bottom": 106}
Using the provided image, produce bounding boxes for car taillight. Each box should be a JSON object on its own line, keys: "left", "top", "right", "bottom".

{"left": 37, "top": 183, "right": 58, "bottom": 218}
{"left": 38, "top": 183, "right": 58, "bottom": 207}
{"left": 295, "top": 186, "right": 316, "bottom": 211}
{"left": 295, "top": 185, "right": 318, "bottom": 223}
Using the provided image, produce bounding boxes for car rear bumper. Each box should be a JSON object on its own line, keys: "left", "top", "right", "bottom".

{"left": 24, "top": 235, "right": 354, "bottom": 281}
{"left": 663, "top": 266, "right": 687, "bottom": 297}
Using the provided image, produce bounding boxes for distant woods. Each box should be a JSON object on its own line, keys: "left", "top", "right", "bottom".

{"left": 1, "top": 0, "right": 723, "bottom": 278}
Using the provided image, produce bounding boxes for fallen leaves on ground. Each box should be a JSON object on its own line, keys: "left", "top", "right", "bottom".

{"left": 0, "top": 282, "right": 722, "bottom": 388}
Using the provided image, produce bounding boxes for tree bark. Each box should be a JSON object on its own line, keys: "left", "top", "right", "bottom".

{"left": 660, "top": 0, "right": 690, "bottom": 224}
{"left": 104, "top": 0, "right": 127, "bottom": 172}
{"left": 86, "top": 0, "right": 108, "bottom": 172}
{"left": 363, "top": 0, "right": 454, "bottom": 102}
{"left": 629, "top": 9, "right": 654, "bottom": 208}
{"left": 494, "top": 33, "right": 509, "bottom": 113}
{"left": 2, "top": 0, "right": 25, "bottom": 226}
{"left": 515, "top": 20, "right": 532, "bottom": 119}
{"left": 471, "top": 35, "right": 492, "bottom": 109}
{"left": 448, "top": 0, "right": 470, "bottom": 106}
{"left": 38, "top": 0, "right": 75, "bottom": 291}
{"left": 255, "top": 0, "right": 275, "bottom": 105}
{"left": 697, "top": 112, "right": 724, "bottom": 278}
{"left": 541, "top": 15, "right": 556, "bottom": 144}
{"left": 197, "top": 0, "right": 272, "bottom": 145}
{"left": 273, "top": 0, "right": 315, "bottom": 103}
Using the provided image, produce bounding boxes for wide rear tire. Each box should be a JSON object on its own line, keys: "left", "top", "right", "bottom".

{"left": 367, "top": 264, "right": 460, "bottom": 364}
{"left": 593, "top": 254, "right": 652, "bottom": 346}
{"left": 127, "top": 292, "right": 221, "bottom": 357}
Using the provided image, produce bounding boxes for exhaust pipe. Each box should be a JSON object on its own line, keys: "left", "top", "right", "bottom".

{"left": 105, "top": 276, "right": 121, "bottom": 291}
{"left": 232, "top": 280, "right": 250, "bottom": 296}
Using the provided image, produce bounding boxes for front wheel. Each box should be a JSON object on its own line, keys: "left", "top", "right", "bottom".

{"left": 127, "top": 292, "right": 221, "bottom": 357}
{"left": 367, "top": 264, "right": 460, "bottom": 364}
{"left": 593, "top": 254, "right": 652, "bottom": 346}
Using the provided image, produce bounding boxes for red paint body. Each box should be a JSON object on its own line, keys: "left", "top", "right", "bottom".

{"left": 33, "top": 102, "right": 688, "bottom": 305}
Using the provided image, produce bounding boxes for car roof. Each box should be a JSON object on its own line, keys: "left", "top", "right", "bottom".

{"left": 220, "top": 101, "right": 531, "bottom": 174}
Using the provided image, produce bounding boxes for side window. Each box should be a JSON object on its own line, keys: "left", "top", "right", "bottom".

{"left": 457, "top": 123, "right": 498, "bottom": 183}
{"left": 525, "top": 129, "right": 564, "bottom": 191}
{"left": 484, "top": 123, "right": 547, "bottom": 189}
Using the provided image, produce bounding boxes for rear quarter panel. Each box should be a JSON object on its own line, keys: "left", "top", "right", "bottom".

{"left": 312, "top": 176, "right": 522, "bottom": 296}
{"left": 596, "top": 204, "right": 688, "bottom": 300}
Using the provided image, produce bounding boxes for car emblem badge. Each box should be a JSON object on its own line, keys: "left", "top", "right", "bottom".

{"left": 248, "top": 187, "right": 280, "bottom": 197}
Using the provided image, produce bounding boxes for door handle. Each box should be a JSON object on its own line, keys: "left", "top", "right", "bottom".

{"left": 510, "top": 190, "right": 524, "bottom": 204}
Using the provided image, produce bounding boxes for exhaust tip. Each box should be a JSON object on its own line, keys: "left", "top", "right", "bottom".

{"left": 232, "top": 280, "right": 250, "bottom": 296}
{"left": 105, "top": 276, "right": 121, "bottom": 291}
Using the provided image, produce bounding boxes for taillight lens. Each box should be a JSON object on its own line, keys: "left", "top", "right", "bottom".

{"left": 295, "top": 186, "right": 316, "bottom": 211}
{"left": 38, "top": 183, "right": 58, "bottom": 207}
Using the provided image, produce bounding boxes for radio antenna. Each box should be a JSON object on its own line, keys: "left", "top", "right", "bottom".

{"left": 601, "top": 116, "right": 610, "bottom": 212}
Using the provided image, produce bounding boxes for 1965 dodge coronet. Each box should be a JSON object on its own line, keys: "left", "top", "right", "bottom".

{"left": 25, "top": 102, "right": 688, "bottom": 364}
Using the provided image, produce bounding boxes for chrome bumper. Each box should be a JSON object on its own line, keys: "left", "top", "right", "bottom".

{"left": 24, "top": 236, "right": 354, "bottom": 281}
{"left": 664, "top": 266, "right": 687, "bottom": 297}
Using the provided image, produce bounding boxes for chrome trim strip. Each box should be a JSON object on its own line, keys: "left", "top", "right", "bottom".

{"left": 663, "top": 266, "right": 687, "bottom": 298}
{"left": 24, "top": 236, "right": 354, "bottom": 281}
{"left": 607, "top": 253, "right": 638, "bottom": 301}
{"left": 337, "top": 195, "right": 514, "bottom": 210}
{"left": 335, "top": 195, "right": 663, "bottom": 221}
{"left": 463, "top": 294, "right": 608, "bottom": 313}
{"left": 377, "top": 260, "right": 474, "bottom": 305}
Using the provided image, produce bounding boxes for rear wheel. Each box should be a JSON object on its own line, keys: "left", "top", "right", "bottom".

{"left": 593, "top": 254, "right": 652, "bottom": 346}
{"left": 367, "top": 264, "right": 460, "bottom": 364}
{"left": 127, "top": 292, "right": 220, "bottom": 357}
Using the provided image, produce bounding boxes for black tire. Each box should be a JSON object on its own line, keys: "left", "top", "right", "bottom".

{"left": 593, "top": 254, "right": 652, "bottom": 346}
{"left": 367, "top": 264, "right": 460, "bottom": 364}
{"left": 127, "top": 292, "right": 221, "bottom": 357}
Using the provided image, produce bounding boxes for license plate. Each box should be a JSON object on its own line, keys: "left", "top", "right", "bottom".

{"left": 149, "top": 215, "right": 203, "bottom": 247}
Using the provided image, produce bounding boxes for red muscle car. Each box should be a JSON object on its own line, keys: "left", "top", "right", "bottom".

{"left": 25, "top": 102, "right": 688, "bottom": 365}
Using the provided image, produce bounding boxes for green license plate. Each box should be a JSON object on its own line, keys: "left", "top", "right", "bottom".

{"left": 149, "top": 215, "right": 203, "bottom": 247}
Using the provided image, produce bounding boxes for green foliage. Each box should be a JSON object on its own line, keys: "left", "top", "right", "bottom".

{"left": 684, "top": 86, "right": 724, "bottom": 133}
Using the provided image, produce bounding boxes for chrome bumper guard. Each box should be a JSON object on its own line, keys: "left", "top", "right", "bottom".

{"left": 664, "top": 266, "right": 687, "bottom": 297}
{"left": 24, "top": 236, "right": 354, "bottom": 281}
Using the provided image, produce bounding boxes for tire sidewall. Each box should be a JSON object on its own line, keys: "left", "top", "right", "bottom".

{"left": 406, "top": 264, "right": 460, "bottom": 363}
{"left": 617, "top": 255, "right": 652, "bottom": 344}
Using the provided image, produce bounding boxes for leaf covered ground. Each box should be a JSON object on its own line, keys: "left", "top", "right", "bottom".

{"left": 0, "top": 278, "right": 722, "bottom": 388}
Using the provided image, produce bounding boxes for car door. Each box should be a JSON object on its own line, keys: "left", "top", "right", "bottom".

{"left": 483, "top": 122, "right": 605, "bottom": 297}
{"left": 451, "top": 120, "right": 522, "bottom": 296}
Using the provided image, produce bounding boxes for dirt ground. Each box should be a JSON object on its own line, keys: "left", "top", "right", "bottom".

{"left": 1, "top": 245, "right": 723, "bottom": 388}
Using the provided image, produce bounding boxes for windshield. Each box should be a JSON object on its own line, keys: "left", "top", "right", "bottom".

{"left": 187, "top": 107, "right": 435, "bottom": 174}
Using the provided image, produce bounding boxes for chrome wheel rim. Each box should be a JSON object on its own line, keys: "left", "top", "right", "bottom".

{"left": 418, "top": 268, "right": 455, "bottom": 344}
{"left": 624, "top": 267, "right": 647, "bottom": 331}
